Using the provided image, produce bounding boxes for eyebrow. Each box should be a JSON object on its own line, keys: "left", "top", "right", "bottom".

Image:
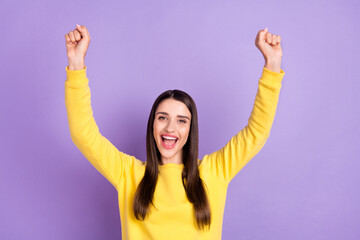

{"left": 156, "top": 112, "right": 191, "bottom": 120}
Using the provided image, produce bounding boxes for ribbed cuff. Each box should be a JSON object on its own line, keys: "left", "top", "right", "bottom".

{"left": 65, "top": 65, "right": 88, "bottom": 84}
{"left": 260, "top": 67, "right": 285, "bottom": 89}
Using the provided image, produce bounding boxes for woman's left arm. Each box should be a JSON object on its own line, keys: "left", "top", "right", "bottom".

{"left": 201, "top": 28, "right": 285, "bottom": 184}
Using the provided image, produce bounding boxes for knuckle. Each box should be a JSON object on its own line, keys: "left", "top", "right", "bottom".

{"left": 74, "top": 31, "right": 80, "bottom": 38}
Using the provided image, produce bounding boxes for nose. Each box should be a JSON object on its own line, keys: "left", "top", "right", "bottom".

{"left": 165, "top": 118, "right": 176, "bottom": 132}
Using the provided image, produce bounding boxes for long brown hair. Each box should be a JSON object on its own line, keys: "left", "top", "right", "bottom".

{"left": 132, "top": 89, "right": 211, "bottom": 230}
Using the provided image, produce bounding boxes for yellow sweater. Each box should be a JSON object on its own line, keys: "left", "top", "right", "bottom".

{"left": 65, "top": 66, "right": 285, "bottom": 240}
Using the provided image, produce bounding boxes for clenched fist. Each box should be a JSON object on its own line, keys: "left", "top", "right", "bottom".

{"left": 255, "top": 28, "right": 282, "bottom": 72}
{"left": 65, "top": 24, "right": 91, "bottom": 70}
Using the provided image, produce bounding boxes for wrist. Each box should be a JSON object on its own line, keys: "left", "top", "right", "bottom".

{"left": 264, "top": 58, "right": 281, "bottom": 73}
{"left": 68, "top": 58, "right": 85, "bottom": 71}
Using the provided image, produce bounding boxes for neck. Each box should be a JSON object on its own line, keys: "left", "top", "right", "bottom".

{"left": 161, "top": 150, "right": 183, "bottom": 165}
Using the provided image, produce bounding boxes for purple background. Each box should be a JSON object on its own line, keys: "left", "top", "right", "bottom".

{"left": 1, "top": 0, "right": 359, "bottom": 239}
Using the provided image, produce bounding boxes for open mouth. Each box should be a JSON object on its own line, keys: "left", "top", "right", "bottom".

{"left": 161, "top": 135, "right": 178, "bottom": 149}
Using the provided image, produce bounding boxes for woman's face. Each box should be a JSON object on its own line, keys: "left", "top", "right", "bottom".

{"left": 153, "top": 98, "right": 191, "bottom": 164}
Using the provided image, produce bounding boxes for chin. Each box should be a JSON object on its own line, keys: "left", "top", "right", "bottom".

{"left": 156, "top": 143, "right": 181, "bottom": 163}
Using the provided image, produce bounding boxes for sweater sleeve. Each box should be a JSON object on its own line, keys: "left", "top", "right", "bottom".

{"left": 200, "top": 67, "right": 285, "bottom": 184}
{"left": 64, "top": 66, "right": 134, "bottom": 190}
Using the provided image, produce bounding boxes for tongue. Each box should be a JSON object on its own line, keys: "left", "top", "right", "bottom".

{"left": 164, "top": 138, "right": 176, "bottom": 146}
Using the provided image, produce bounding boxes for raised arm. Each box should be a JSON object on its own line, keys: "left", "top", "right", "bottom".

{"left": 64, "top": 25, "right": 133, "bottom": 189}
{"left": 201, "top": 28, "right": 285, "bottom": 184}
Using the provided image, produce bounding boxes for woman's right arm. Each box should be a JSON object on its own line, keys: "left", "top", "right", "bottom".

{"left": 64, "top": 25, "right": 133, "bottom": 189}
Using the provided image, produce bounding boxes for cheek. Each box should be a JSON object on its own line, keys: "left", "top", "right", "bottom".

{"left": 153, "top": 123, "right": 158, "bottom": 141}
{"left": 182, "top": 127, "right": 191, "bottom": 142}
{"left": 153, "top": 122, "right": 163, "bottom": 143}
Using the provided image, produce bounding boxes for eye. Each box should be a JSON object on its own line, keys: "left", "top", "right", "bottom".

{"left": 158, "top": 116, "right": 166, "bottom": 120}
{"left": 179, "top": 119, "right": 187, "bottom": 124}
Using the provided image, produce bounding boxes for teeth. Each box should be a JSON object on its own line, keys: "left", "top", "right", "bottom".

{"left": 162, "top": 136, "right": 177, "bottom": 140}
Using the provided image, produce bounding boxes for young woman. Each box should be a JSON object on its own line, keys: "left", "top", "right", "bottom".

{"left": 65, "top": 24, "right": 285, "bottom": 240}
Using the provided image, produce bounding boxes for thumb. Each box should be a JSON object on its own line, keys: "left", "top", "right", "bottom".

{"left": 76, "top": 24, "right": 90, "bottom": 40}
{"left": 258, "top": 27, "right": 268, "bottom": 42}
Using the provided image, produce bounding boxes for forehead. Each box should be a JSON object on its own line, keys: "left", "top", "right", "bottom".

{"left": 156, "top": 98, "right": 191, "bottom": 117}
